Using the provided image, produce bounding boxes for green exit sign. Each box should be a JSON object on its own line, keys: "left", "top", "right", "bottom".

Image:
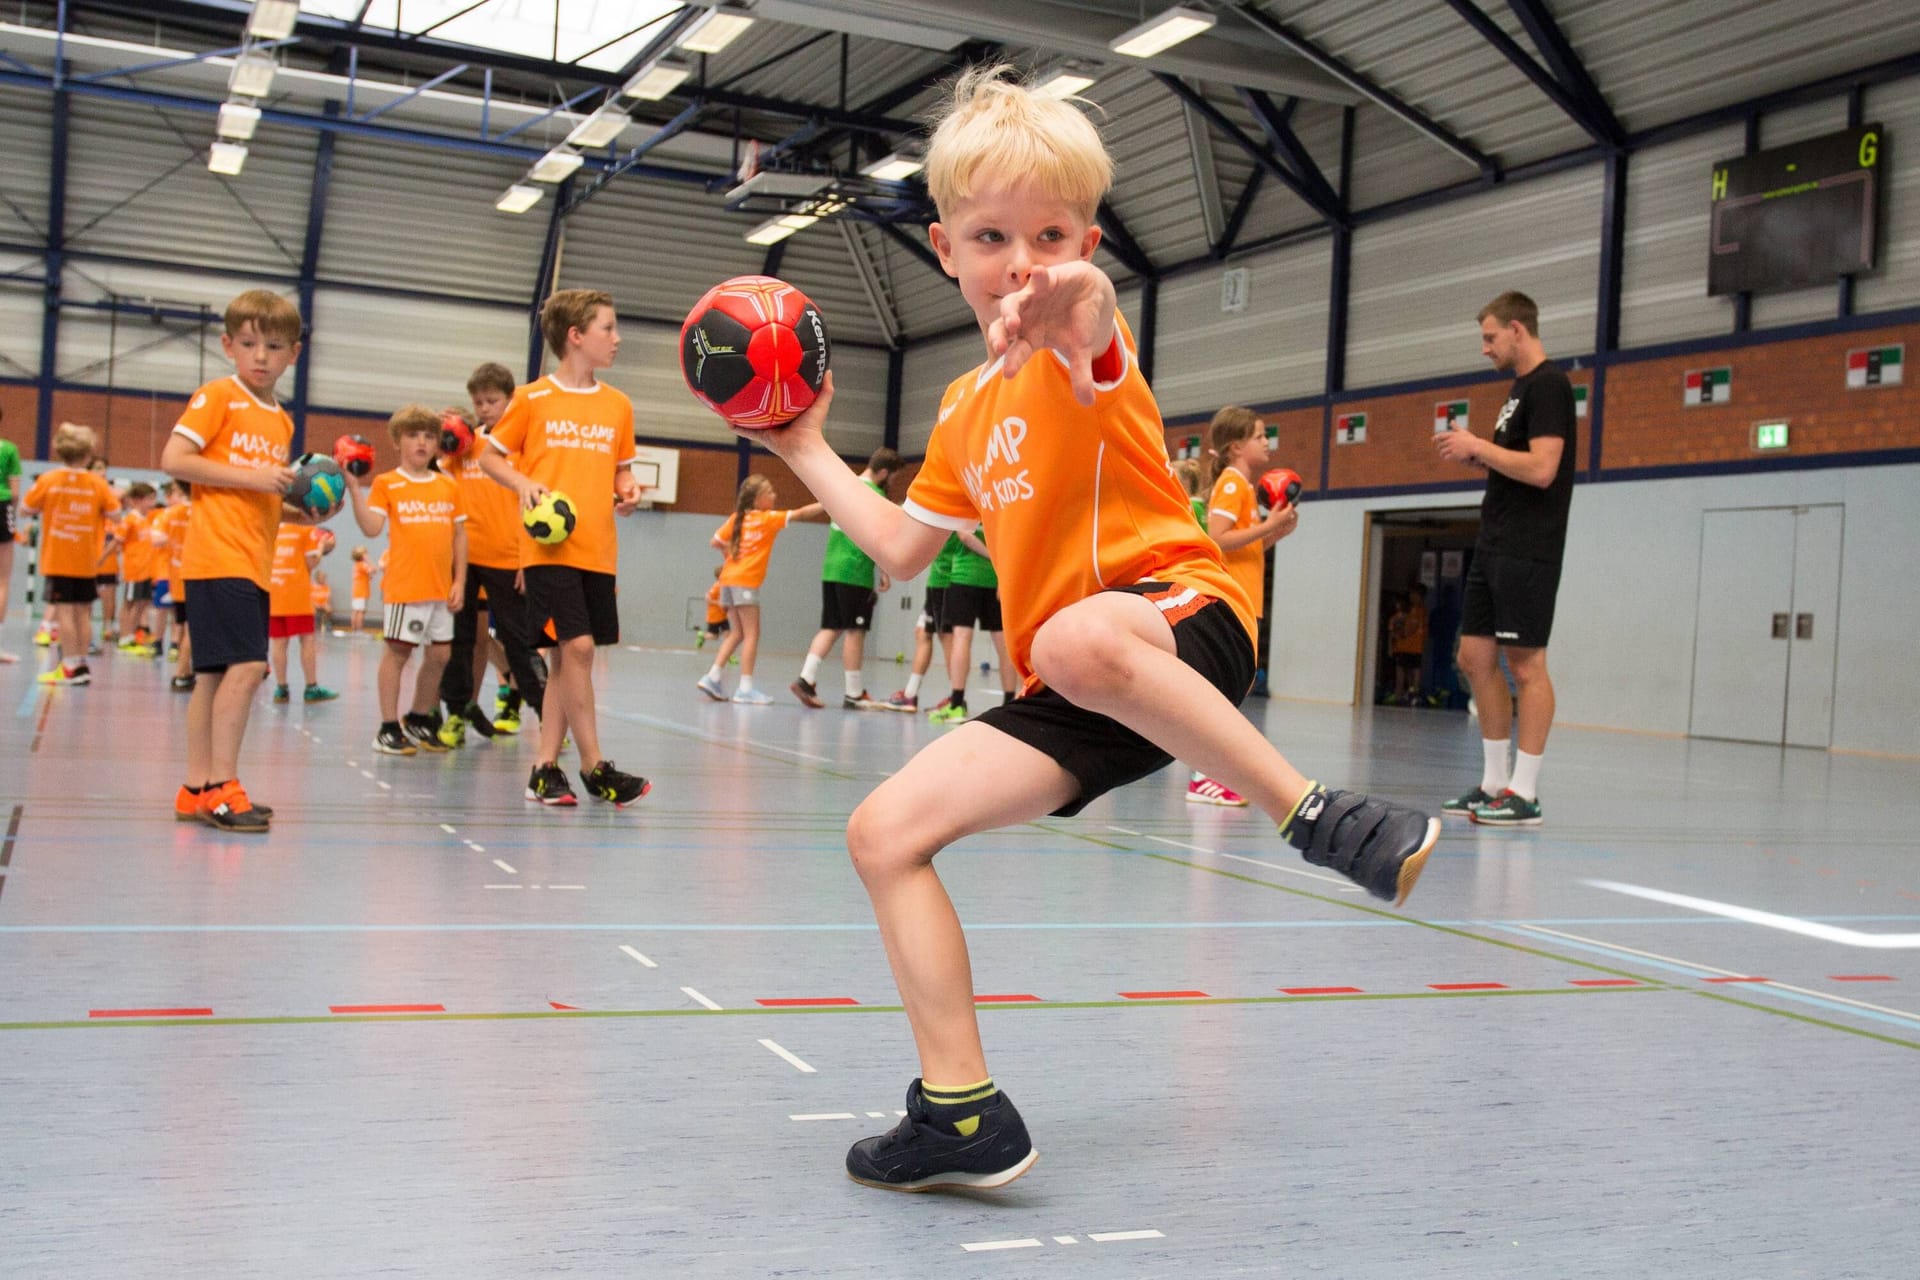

{"left": 1752, "top": 421, "right": 1789, "bottom": 451}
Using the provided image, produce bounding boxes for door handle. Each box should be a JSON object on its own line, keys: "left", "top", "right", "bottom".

{"left": 1795, "top": 613, "right": 1813, "bottom": 640}
{"left": 1772, "top": 613, "right": 1790, "bottom": 639}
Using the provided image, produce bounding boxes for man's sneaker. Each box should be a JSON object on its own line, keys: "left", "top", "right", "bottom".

{"left": 174, "top": 785, "right": 203, "bottom": 822}
{"left": 928, "top": 704, "right": 967, "bottom": 725}
{"left": 790, "top": 676, "right": 824, "bottom": 708}
{"left": 462, "top": 703, "right": 497, "bottom": 738}
{"left": 272, "top": 684, "right": 290, "bottom": 703}
{"left": 36, "top": 664, "right": 90, "bottom": 685}
{"left": 1281, "top": 785, "right": 1438, "bottom": 907}
{"left": 696, "top": 673, "right": 727, "bottom": 701}
{"left": 304, "top": 685, "right": 339, "bottom": 703}
{"left": 373, "top": 725, "right": 416, "bottom": 756}
{"left": 198, "top": 780, "right": 269, "bottom": 833}
{"left": 492, "top": 711, "right": 521, "bottom": 734}
{"left": 169, "top": 674, "right": 196, "bottom": 692}
{"left": 1187, "top": 775, "right": 1249, "bottom": 807}
{"left": 881, "top": 689, "right": 918, "bottom": 713}
{"left": 117, "top": 635, "right": 143, "bottom": 651}
{"left": 32, "top": 627, "right": 52, "bottom": 647}
{"left": 403, "top": 713, "right": 448, "bottom": 753}
{"left": 843, "top": 690, "right": 881, "bottom": 710}
{"left": 1441, "top": 786, "right": 1495, "bottom": 818}
{"left": 846, "top": 1081, "right": 1038, "bottom": 1193}
{"left": 733, "top": 687, "right": 774, "bottom": 705}
{"left": 436, "top": 714, "right": 467, "bottom": 749}
{"left": 525, "top": 763, "right": 578, "bottom": 807}
{"left": 1469, "top": 790, "right": 1543, "bottom": 827}
{"left": 582, "top": 759, "right": 650, "bottom": 807}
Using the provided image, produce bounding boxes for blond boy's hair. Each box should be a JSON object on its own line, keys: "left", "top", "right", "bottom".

{"left": 52, "top": 421, "right": 95, "bottom": 465}
{"left": 225, "top": 289, "right": 303, "bottom": 344}
{"left": 925, "top": 64, "right": 1112, "bottom": 220}
{"left": 541, "top": 289, "right": 614, "bottom": 361}
{"left": 387, "top": 403, "right": 441, "bottom": 444}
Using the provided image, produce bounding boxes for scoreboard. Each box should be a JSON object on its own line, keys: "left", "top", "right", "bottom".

{"left": 1708, "top": 124, "right": 1884, "bottom": 296}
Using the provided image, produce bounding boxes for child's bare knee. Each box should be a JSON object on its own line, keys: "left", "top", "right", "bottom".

{"left": 846, "top": 795, "right": 923, "bottom": 883}
{"left": 1031, "top": 613, "right": 1126, "bottom": 704}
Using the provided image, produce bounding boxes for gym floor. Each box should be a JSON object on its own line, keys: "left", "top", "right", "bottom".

{"left": 3, "top": 639, "right": 1916, "bottom": 1277}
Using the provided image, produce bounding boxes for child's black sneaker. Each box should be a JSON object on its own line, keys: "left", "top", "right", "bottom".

{"left": 582, "top": 759, "right": 649, "bottom": 807}
{"left": 462, "top": 702, "right": 498, "bottom": 738}
{"left": 1441, "top": 785, "right": 1495, "bottom": 818}
{"left": 403, "top": 712, "right": 448, "bottom": 753}
{"left": 373, "top": 724, "right": 416, "bottom": 756}
{"left": 525, "top": 763, "right": 578, "bottom": 807}
{"left": 790, "top": 676, "right": 823, "bottom": 708}
{"left": 1281, "top": 784, "right": 1438, "bottom": 907}
{"left": 845, "top": 1081, "right": 1038, "bottom": 1192}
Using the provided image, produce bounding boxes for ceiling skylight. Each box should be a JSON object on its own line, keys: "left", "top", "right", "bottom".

{"left": 297, "top": 1, "right": 683, "bottom": 72}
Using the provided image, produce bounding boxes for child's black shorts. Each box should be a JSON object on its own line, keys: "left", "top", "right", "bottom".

{"left": 186, "top": 577, "right": 270, "bottom": 672}
{"left": 45, "top": 574, "right": 98, "bottom": 605}
{"left": 819, "top": 581, "right": 877, "bottom": 632}
{"left": 523, "top": 565, "right": 618, "bottom": 646}
{"left": 973, "top": 581, "right": 1255, "bottom": 818}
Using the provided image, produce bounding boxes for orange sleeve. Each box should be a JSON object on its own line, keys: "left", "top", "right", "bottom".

{"left": 487, "top": 387, "right": 531, "bottom": 457}
{"left": 173, "top": 383, "right": 227, "bottom": 449}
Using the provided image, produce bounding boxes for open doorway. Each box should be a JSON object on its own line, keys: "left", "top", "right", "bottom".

{"left": 1360, "top": 507, "right": 1481, "bottom": 709}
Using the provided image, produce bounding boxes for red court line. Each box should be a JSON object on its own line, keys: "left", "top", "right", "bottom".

{"left": 1120, "top": 990, "right": 1209, "bottom": 1000}
{"left": 1429, "top": 982, "right": 1508, "bottom": 991}
{"left": 1568, "top": 979, "right": 1641, "bottom": 987}
{"left": 974, "top": 994, "right": 1041, "bottom": 1003}
{"left": 756, "top": 998, "right": 859, "bottom": 1007}
{"left": 329, "top": 1003, "right": 446, "bottom": 1014}
{"left": 1829, "top": 975, "right": 1895, "bottom": 982}
{"left": 1703, "top": 977, "right": 1768, "bottom": 984}
{"left": 1280, "top": 986, "right": 1364, "bottom": 995}
{"left": 90, "top": 1008, "right": 212, "bottom": 1018}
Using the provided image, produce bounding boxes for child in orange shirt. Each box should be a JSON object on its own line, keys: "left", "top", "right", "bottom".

{"left": 745, "top": 68, "right": 1440, "bottom": 1192}
{"left": 349, "top": 546, "right": 375, "bottom": 632}
{"left": 21, "top": 422, "right": 120, "bottom": 685}
{"left": 480, "top": 289, "right": 646, "bottom": 807}
{"left": 344, "top": 405, "right": 466, "bottom": 756}
{"left": 113, "top": 482, "right": 160, "bottom": 654}
{"left": 697, "top": 475, "right": 822, "bottom": 704}
{"left": 151, "top": 482, "right": 196, "bottom": 687}
{"left": 267, "top": 520, "right": 336, "bottom": 704}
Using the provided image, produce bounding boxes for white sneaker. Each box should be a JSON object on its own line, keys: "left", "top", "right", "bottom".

{"left": 732, "top": 687, "right": 773, "bottom": 705}
{"left": 696, "top": 673, "right": 726, "bottom": 701}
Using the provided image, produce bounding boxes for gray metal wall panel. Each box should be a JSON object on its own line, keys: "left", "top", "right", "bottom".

{"left": 811, "top": 342, "right": 888, "bottom": 460}
{"left": 772, "top": 229, "right": 891, "bottom": 346}
{"left": 319, "top": 137, "right": 546, "bottom": 302}
{"left": 0, "top": 252, "right": 42, "bottom": 379}
{"left": 1154, "top": 240, "right": 1330, "bottom": 418}
{"left": 557, "top": 181, "right": 766, "bottom": 328}
{"left": 1097, "top": 69, "right": 1206, "bottom": 268}
{"left": 1618, "top": 124, "right": 1742, "bottom": 347}
{"left": 0, "top": 87, "right": 51, "bottom": 247}
{"left": 899, "top": 328, "right": 985, "bottom": 456}
{"left": 1855, "top": 78, "right": 1920, "bottom": 314}
{"left": 306, "top": 289, "right": 525, "bottom": 415}
{"left": 1346, "top": 99, "right": 1485, "bottom": 213}
{"left": 54, "top": 261, "right": 253, "bottom": 396}
{"left": 1349, "top": 166, "right": 1602, "bottom": 383}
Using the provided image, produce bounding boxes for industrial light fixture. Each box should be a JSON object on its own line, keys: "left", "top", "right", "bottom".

{"left": 227, "top": 49, "right": 277, "bottom": 97}
{"left": 208, "top": 141, "right": 249, "bottom": 176}
{"left": 860, "top": 148, "right": 925, "bottom": 183}
{"left": 565, "top": 104, "right": 631, "bottom": 149}
{"left": 216, "top": 100, "right": 261, "bottom": 141}
{"left": 529, "top": 146, "right": 585, "bottom": 182}
{"left": 1108, "top": 5, "right": 1217, "bottom": 58}
{"left": 245, "top": 0, "right": 300, "bottom": 41}
{"left": 622, "top": 55, "right": 693, "bottom": 101}
{"left": 678, "top": 3, "right": 756, "bottom": 54}
{"left": 744, "top": 213, "right": 819, "bottom": 246}
{"left": 496, "top": 184, "right": 544, "bottom": 214}
{"left": 1033, "top": 63, "right": 1099, "bottom": 99}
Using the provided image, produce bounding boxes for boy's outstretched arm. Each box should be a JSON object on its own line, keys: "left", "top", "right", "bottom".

{"left": 748, "top": 374, "right": 947, "bottom": 580}
{"left": 991, "top": 259, "right": 1118, "bottom": 406}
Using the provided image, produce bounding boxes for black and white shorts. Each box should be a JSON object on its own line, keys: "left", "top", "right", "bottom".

{"left": 819, "top": 581, "right": 877, "bottom": 632}
{"left": 1462, "top": 551, "right": 1562, "bottom": 649}
{"left": 384, "top": 600, "right": 455, "bottom": 645}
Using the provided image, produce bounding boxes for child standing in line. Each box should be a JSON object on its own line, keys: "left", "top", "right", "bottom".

{"left": 0, "top": 411, "right": 20, "bottom": 663}
{"left": 698, "top": 474, "right": 822, "bottom": 705}
{"left": 267, "top": 519, "right": 337, "bottom": 704}
{"left": 349, "top": 546, "right": 375, "bottom": 633}
{"left": 152, "top": 481, "right": 195, "bottom": 689}
{"left": 789, "top": 446, "right": 900, "bottom": 710}
{"left": 928, "top": 524, "right": 1014, "bottom": 724}
{"left": 742, "top": 67, "right": 1438, "bottom": 1192}
{"left": 21, "top": 422, "right": 120, "bottom": 685}
{"left": 880, "top": 532, "right": 960, "bottom": 713}
{"left": 114, "top": 481, "right": 160, "bottom": 654}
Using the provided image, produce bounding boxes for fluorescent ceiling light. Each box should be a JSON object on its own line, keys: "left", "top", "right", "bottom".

{"left": 1034, "top": 66, "right": 1099, "bottom": 99}
{"left": 217, "top": 100, "right": 262, "bottom": 140}
{"left": 228, "top": 50, "right": 277, "bottom": 97}
{"left": 566, "top": 105, "right": 631, "bottom": 149}
{"left": 1109, "top": 5, "right": 1217, "bottom": 58}
{"left": 246, "top": 0, "right": 300, "bottom": 41}
{"left": 208, "top": 141, "right": 248, "bottom": 176}
{"left": 323, "top": 1, "right": 683, "bottom": 72}
{"left": 679, "top": 5, "right": 756, "bottom": 54}
{"left": 623, "top": 55, "right": 693, "bottom": 101}
{"left": 496, "top": 184, "right": 544, "bottom": 214}
{"left": 745, "top": 213, "right": 820, "bottom": 245}
{"left": 529, "top": 146, "right": 585, "bottom": 182}
{"left": 860, "top": 151, "right": 924, "bottom": 182}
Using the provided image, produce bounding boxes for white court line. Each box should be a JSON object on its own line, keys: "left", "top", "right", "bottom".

{"left": 345, "top": 760, "right": 357, "bottom": 768}
{"left": 1587, "top": 879, "right": 1920, "bottom": 949}
{"left": 376, "top": 780, "right": 392, "bottom": 791}
{"left": 1147, "top": 834, "right": 1215, "bottom": 854}
{"left": 359, "top": 770, "right": 374, "bottom": 780}
{"left": 1106, "top": 825, "right": 1141, "bottom": 836}
{"left": 1054, "top": 1236, "right": 1080, "bottom": 1245}
{"left": 790, "top": 1112, "right": 856, "bottom": 1122}
{"left": 548, "top": 884, "right": 586, "bottom": 890}
{"left": 961, "top": 1239, "right": 1043, "bottom": 1253}
{"left": 492, "top": 859, "right": 517, "bottom": 875}
{"left": 440, "top": 823, "right": 457, "bottom": 834}
{"left": 484, "top": 884, "right": 522, "bottom": 890}
{"left": 759, "top": 1039, "right": 817, "bottom": 1073}
{"left": 466, "top": 841, "right": 486, "bottom": 853}
{"left": 1090, "top": 1229, "right": 1165, "bottom": 1243}
{"left": 682, "top": 986, "right": 722, "bottom": 1011}
{"left": 620, "top": 945, "right": 657, "bottom": 968}
{"left": 1217, "top": 851, "right": 1364, "bottom": 891}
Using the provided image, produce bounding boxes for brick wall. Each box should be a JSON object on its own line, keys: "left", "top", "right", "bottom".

{"left": 1324, "top": 370, "right": 1594, "bottom": 491}
{"left": 1162, "top": 404, "right": 1324, "bottom": 491}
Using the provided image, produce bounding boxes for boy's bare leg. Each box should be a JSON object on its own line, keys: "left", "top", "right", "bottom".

{"left": 378, "top": 641, "right": 411, "bottom": 722}
{"left": 270, "top": 635, "right": 289, "bottom": 689}
{"left": 540, "top": 636, "right": 600, "bottom": 767}
{"left": 945, "top": 623, "right": 974, "bottom": 697}
{"left": 411, "top": 641, "right": 450, "bottom": 715}
{"left": 847, "top": 724, "right": 1078, "bottom": 1084}
{"left": 299, "top": 633, "right": 320, "bottom": 687}
{"left": 209, "top": 661, "right": 266, "bottom": 781}
{"left": 186, "top": 672, "right": 216, "bottom": 783}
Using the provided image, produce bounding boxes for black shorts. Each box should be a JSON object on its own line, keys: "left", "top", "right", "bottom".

{"left": 523, "top": 564, "right": 618, "bottom": 646}
{"left": 0, "top": 504, "right": 14, "bottom": 541}
{"left": 974, "top": 582, "right": 1256, "bottom": 818}
{"left": 95, "top": 573, "right": 118, "bottom": 588}
{"left": 1392, "top": 652, "right": 1421, "bottom": 671}
{"left": 1462, "top": 551, "right": 1562, "bottom": 649}
{"left": 943, "top": 582, "right": 1002, "bottom": 631}
{"left": 819, "top": 581, "right": 878, "bottom": 632}
{"left": 172, "top": 601, "right": 189, "bottom": 626}
{"left": 920, "top": 586, "right": 949, "bottom": 634}
{"left": 46, "top": 574, "right": 98, "bottom": 605}
{"left": 185, "top": 577, "right": 270, "bottom": 672}
{"left": 124, "top": 578, "right": 152, "bottom": 604}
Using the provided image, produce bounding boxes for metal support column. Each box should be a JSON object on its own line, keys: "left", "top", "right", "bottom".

{"left": 1840, "top": 84, "right": 1864, "bottom": 319}
{"left": 883, "top": 345, "right": 904, "bottom": 452}
{"left": 1137, "top": 277, "right": 1159, "bottom": 386}
{"left": 35, "top": 83, "right": 69, "bottom": 458}
{"left": 290, "top": 102, "right": 338, "bottom": 452}
{"left": 1590, "top": 146, "right": 1627, "bottom": 477}
{"left": 1323, "top": 107, "right": 1355, "bottom": 399}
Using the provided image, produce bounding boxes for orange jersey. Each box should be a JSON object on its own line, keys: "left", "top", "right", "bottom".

{"left": 1207, "top": 468, "right": 1265, "bottom": 619}
{"left": 352, "top": 559, "right": 373, "bottom": 599}
{"left": 451, "top": 437, "right": 522, "bottom": 570}
{"left": 119, "top": 508, "right": 155, "bottom": 581}
{"left": 367, "top": 468, "right": 465, "bottom": 604}
{"left": 153, "top": 501, "right": 192, "bottom": 600}
{"left": 714, "top": 508, "right": 796, "bottom": 589}
{"left": 174, "top": 376, "right": 294, "bottom": 588}
{"left": 904, "top": 319, "right": 1253, "bottom": 692}
{"left": 22, "top": 467, "right": 120, "bottom": 579}
{"left": 704, "top": 579, "right": 725, "bottom": 626}
{"left": 268, "top": 523, "right": 321, "bottom": 617}
{"left": 484, "top": 376, "right": 635, "bottom": 575}
{"left": 97, "top": 523, "right": 121, "bottom": 576}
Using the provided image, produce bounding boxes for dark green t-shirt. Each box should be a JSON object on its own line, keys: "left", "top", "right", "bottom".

{"left": 0, "top": 440, "right": 21, "bottom": 503}
{"left": 820, "top": 477, "right": 884, "bottom": 588}
{"left": 926, "top": 533, "right": 961, "bottom": 590}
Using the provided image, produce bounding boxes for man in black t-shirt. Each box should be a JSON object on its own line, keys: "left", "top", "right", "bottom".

{"left": 1434, "top": 291, "right": 1576, "bottom": 827}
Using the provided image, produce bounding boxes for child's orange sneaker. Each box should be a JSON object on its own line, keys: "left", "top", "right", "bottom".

{"left": 174, "top": 784, "right": 202, "bottom": 821}
{"left": 198, "top": 780, "right": 270, "bottom": 833}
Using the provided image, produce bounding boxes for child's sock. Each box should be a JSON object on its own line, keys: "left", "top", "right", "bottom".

{"left": 705, "top": 663, "right": 725, "bottom": 683}
{"left": 800, "top": 652, "right": 824, "bottom": 683}
{"left": 919, "top": 1078, "right": 999, "bottom": 1137}
{"left": 903, "top": 672, "right": 923, "bottom": 699}
{"left": 844, "top": 670, "right": 864, "bottom": 699}
{"left": 739, "top": 674, "right": 757, "bottom": 693}
{"left": 950, "top": 689, "right": 967, "bottom": 711}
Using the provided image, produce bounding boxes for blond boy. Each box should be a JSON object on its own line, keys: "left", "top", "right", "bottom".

{"left": 21, "top": 422, "right": 119, "bottom": 685}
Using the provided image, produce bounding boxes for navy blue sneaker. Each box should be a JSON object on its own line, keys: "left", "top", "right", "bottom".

{"left": 845, "top": 1081, "right": 1038, "bottom": 1192}
{"left": 1282, "top": 785, "right": 1438, "bottom": 907}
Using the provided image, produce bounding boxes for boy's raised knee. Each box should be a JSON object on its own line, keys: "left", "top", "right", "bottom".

{"left": 1030, "top": 612, "right": 1131, "bottom": 706}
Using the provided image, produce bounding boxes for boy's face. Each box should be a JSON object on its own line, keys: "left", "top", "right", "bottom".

{"left": 223, "top": 320, "right": 301, "bottom": 398}
{"left": 930, "top": 181, "right": 1101, "bottom": 337}
{"left": 398, "top": 428, "right": 438, "bottom": 471}
{"left": 569, "top": 306, "right": 620, "bottom": 371}
{"left": 471, "top": 387, "right": 511, "bottom": 430}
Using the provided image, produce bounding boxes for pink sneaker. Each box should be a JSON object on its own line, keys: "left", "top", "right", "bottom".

{"left": 1186, "top": 776, "right": 1248, "bottom": 807}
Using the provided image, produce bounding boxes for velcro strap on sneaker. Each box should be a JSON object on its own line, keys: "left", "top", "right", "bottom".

{"left": 1299, "top": 790, "right": 1384, "bottom": 873}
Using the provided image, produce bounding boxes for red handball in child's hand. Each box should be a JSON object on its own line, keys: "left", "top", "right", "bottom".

{"left": 1259, "top": 467, "right": 1303, "bottom": 511}
{"left": 680, "top": 275, "right": 831, "bottom": 430}
{"left": 439, "top": 412, "right": 475, "bottom": 458}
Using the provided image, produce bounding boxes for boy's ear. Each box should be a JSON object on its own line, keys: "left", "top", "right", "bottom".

{"left": 927, "top": 224, "right": 960, "bottom": 279}
{"left": 1078, "top": 222, "right": 1103, "bottom": 261}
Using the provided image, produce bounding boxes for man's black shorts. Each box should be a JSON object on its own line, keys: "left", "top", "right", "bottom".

{"left": 523, "top": 564, "right": 618, "bottom": 646}
{"left": 943, "top": 583, "right": 1002, "bottom": 632}
{"left": 1461, "top": 551, "right": 1562, "bottom": 649}
{"left": 186, "top": 577, "right": 270, "bottom": 672}
{"left": 920, "top": 586, "right": 949, "bottom": 635}
{"left": 819, "top": 581, "right": 877, "bottom": 632}
{"left": 974, "top": 582, "right": 1255, "bottom": 818}
{"left": 45, "top": 574, "right": 98, "bottom": 605}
